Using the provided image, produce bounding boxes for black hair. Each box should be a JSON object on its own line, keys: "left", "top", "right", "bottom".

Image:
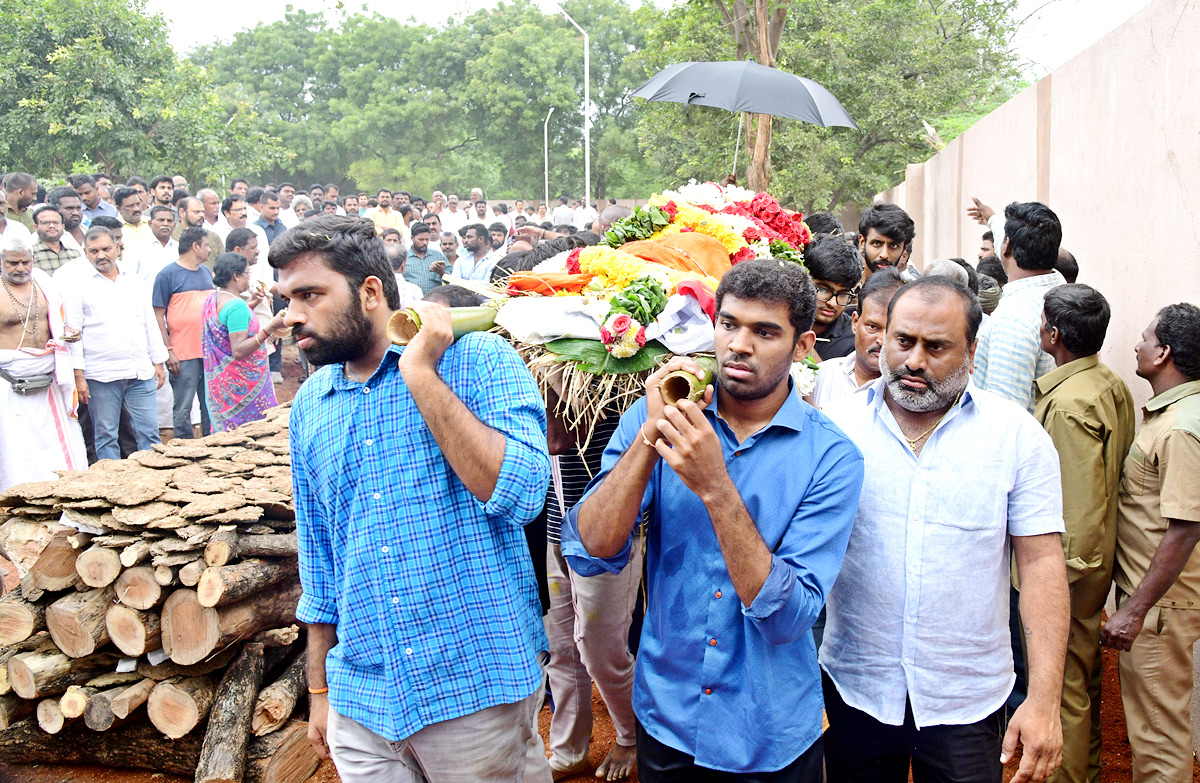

{"left": 171, "top": 188, "right": 189, "bottom": 206}
{"left": 715, "top": 258, "right": 817, "bottom": 339}
{"left": 112, "top": 186, "right": 140, "bottom": 209}
{"left": 380, "top": 228, "right": 402, "bottom": 240}
{"left": 1002, "top": 202, "right": 1061, "bottom": 271}
{"left": 489, "top": 251, "right": 532, "bottom": 282}
{"left": 303, "top": 209, "right": 321, "bottom": 219}
{"left": 321, "top": 200, "right": 339, "bottom": 211}
{"left": 149, "top": 175, "right": 173, "bottom": 191}
{"left": 424, "top": 285, "right": 486, "bottom": 308}
{"left": 278, "top": 182, "right": 295, "bottom": 190}
{"left": 323, "top": 183, "right": 338, "bottom": 192}
{"left": 267, "top": 215, "right": 400, "bottom": 310}
{"left": 231, "top": 178, "right": 248, "bottom": 188}
{"left": 487, "top": 222, "right": 506, "bottom": 234}
{"left": 32, "top": 204, "right": 62, "bottom": 223}
{"left": 212, "top": 252, "right": 249, "bottom": 287}
{"left": 977, "top": 255, "right": 1007, "bottom": 286}
{"left": 397, "top": 204, "right": 412, "bottom": 219}
{"left": 1043, "top": 284, "right": 1110, "bottom": 357}
{"left": 67, "top": 174, "right": 96, "bottom": 189}
{"left": 887, "top": 276, "right": 983, "bottom": 344}
{"left": 377, "top": 188, "right": 391, "bottom": 196}
{"left": 1154, "top": 303, "right": 1200, "bottom": 381}
{"left": 125, "top": 176, "right": 148, "bottom": 189}
{"left": 148, "top": 205, "right": 175, "bottom": 221}
{"left": 464, "top": 223, "right": 487, "bottom": 239}
{"left": 858, "top": 203, "right": 915, "bottom": 246}
{"left": 982, "top": 230, "right": 993, "bottom": 242}
{"left": 45, "top": 186, "right": 80, "bottom": 206}
{"left": 178, "top": 226, "right": 208, "bottom": 255}
{"left": 951, "top": 258, "right": 979, "bottom": 293}
{"left": 575, "top": 231, "right": 601, "bottom": 246}
{"left": 83, "top": 226, "right": 114, "bottom": 246}
{"left": 246, "top": 187, "right": 265, "bottom": 206}
{"left": 410, "top": 222, "right": 430, "bottom": 237}
{"left": 226, "top": 227, "right": 256, "bottom": 251}
{"left": 554, "top": 224, "right": 577, "bottom": 235}
{"left": 89, "top": 216, "right": 122, "bottom": 231}
{"left": 803, "top": 234, "right": 864, "bottom": 289}
{"left": 4, "top": 172, "right": 34, "bottom": 192}
{"left": 856, "top": 266, "right": 904, "bottom": 317}
{"left": 805, "top": 212, "right": 843, "bottom": 235}
{"left": 1055, "top": 248, "right": 1079, "bottom": 284}
{"left": 261, "top": 190, "right": 279, "bottom": 204}
{"left": 221, "top": 194, "right": 245, "bottom": 214}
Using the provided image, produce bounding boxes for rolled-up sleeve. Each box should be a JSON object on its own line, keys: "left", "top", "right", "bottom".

{"left": 743, "top": 435, "right": 864, "bottom": 645}
{"left": 562, "top": 398, "right": 653, "bottom": 576}
{"left": 292, "top": 404, "right": 338, "bottom": 625}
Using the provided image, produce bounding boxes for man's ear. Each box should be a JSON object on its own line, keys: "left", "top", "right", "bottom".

{"left": 793, "top": 330, "right": 817, "bottom": 362}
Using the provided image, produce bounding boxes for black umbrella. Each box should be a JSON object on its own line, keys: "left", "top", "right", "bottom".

{"left": 631, "top": 60, "right": 858, "bottom": 130}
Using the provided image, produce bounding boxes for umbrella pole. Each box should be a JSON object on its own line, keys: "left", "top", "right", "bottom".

{"left": 732, "top": 113, "right": 743, "bottom": 175}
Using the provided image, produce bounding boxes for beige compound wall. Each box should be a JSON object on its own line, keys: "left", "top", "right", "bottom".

{"left": 877, "top": 0, "right": 1200, "bottom": 413}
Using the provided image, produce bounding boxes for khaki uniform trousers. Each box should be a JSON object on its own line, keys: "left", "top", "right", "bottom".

{"left": 1117, "top": 590, "right": 1200, "bottom": 783}
{"left": 1049, "top": 569, "right": 1109, "bottom": 783}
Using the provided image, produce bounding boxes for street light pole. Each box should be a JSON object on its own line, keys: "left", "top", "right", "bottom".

{"left": 558, "top": 6, "right": 589, "bottom": 210}
{"left": 543, "top": 106, "right": 555, "bottom": 208}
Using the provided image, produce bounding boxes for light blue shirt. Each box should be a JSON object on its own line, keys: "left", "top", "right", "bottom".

{"left": 562, "top": 386, "right": 864, "bottom": 772}
{"left": 821, "top": 380, "right": 1063, "bottom": 728}
{"left": 451, "top": 250, "right": 499, "bottom": 283}
{"left": 290, "top": 333, "right": 551, "bottom": 741}
{"left": 974, "top": 269, "right": 1065, "bottom": 412}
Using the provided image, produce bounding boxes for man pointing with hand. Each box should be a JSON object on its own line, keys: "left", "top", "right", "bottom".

{"left": 563, "top": 258, "right": 864, "bottom": 782}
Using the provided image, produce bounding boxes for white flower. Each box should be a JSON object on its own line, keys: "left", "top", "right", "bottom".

{"left": 790, "top": 362, "right": 818, "bottom": 397}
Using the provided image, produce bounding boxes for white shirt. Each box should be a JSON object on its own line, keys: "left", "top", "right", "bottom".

{"left": 279, "top": 209, "right": 300, "bottom": 228}
{"left": 65, "top": 266, "right": 167, "bottom": 383}
{"left": 0, "top": 218, "right": 32, "bottom": 243}
{"left": 820, "top": 381, "right": 1063, "bottom": 728}
{"left": 440, "top": 207, "right": 467, "bottom": 235}
{"left": 394, "top": 275, "right": 423, "bottom": 309}
{"left": 552, "top": 204, "right": 574, "bottom": 226}
{"left": 810, "top": 354, "right": 873, "bottom": 409}
{"left": 573, "top": 205, "right": 599, "bottom": 231}
{"left": 131, "top": 237, "right": 179, "bottom": 283}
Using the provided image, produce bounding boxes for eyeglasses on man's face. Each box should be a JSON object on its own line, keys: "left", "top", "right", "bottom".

{"left": 814, "top": 284, "right": 856, "bottom": 306}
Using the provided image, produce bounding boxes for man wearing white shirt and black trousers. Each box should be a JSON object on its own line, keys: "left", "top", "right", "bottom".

{"left": 821, "top": 276, "right": 1069, "bottom": 783}
{"left": 66, "top": 227, "right": 167, "bottom": 460}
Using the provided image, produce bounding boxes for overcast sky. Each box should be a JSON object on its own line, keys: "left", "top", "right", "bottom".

{"left": 149, "top": 0, "right": 1155, "bottom": 76}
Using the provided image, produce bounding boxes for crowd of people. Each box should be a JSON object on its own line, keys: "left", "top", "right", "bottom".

{"left": 2, "top": 170, "right": 1199, "bottom": 783}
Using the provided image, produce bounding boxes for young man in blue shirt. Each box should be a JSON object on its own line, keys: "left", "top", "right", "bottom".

{"left": 563, "top": 258, "right": 865, "bottom": 781}
{"left": 271, "top": 216, "right": 552, "bottom": 783}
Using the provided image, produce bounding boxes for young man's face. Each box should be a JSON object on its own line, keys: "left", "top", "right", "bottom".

{"left": 75, "top": 181, "right": 100, "bottom": 209}
{"left": 344, "top": 197, "right": 358, "bottom": 214}
{"left": 56, "top": 196, "right": 84, "bottom": 231}
{"left": 180, "top": 200, "right": 205, "bottom": 228}
{"left": 153, "top": 180, "right": 174, "bottom": 205}
{"left": 322, "top": 202, "right": 338, "bottom": 215}
{"left": 133, "top": 183, "right": 150, "bottom": 209}
{"left": 232, "top": 182, "right": 248, "bottom": 197}
{"left": 35, "top": 210, "right": 64, "bottom": 245}
{"left": 715, "top": 294, "right": 812, "bottom": 401}
{"left": 979, "top": 237, "right": 994, "bottom": 259}
{"left": 411, "top": 230, "right": 430, "bottom": 254}
{"left": 377, "top": 192, "right": 392, "bottom": 208}
{"left": 859, "top": 228, "right": 908, "bottom": 273}
{"left": 475, "top": 202, "right": 488, "bottom": 219}
{"left": 278, "top": 257, "right": 377, "bottom": 367}
{"left": 396, "top": 193, "right": 410, "bottom": 206}
{"left": 811, "top": 278, "right": 854, "bottom": 329}
{"left": 260, "top": 198, "right": 280, "bottom": 222}
{"left": 490, "top": 228, "right": 506, "bottom": 249}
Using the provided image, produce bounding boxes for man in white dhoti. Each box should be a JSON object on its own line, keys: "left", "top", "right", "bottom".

{"left": 0, "top": 236, "right": 87, "bottom": 492}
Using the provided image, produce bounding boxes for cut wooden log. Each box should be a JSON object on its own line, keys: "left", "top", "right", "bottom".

{"left": 74, "top": 544, "right": 122, "bottom": 588}
{"left": 0, "top": 716, "right": 316, "bottom": 783}
{"left": 252, "top": 653, "right": 305, "bottom": 736}
{"left": 91, "top": 534, "right": 143, "bottom": 548}
{"left": 29, "top": 527, "right": 80, "bottom": 591}
{"left": 46, "top": 584, "right": 114, "bottom": 657}
{"left": 205, "top": 532, "right": 296, "bottom": 567}
{"left": 161, "top": 579, "right": 300, "bottom": 665}
{"left": 83, "top": 682, "right": 140, "bottom": 730}
{"left": 0, "top": 691, "right": 34, "bottom": 730}
{"left": 250, "top": 625, "right": 300, "bottom": 648}
{"left": 60, "top": 684, "right": 99, "bottom": 718}
{"left": 85, "top": 671, "right": 143, "bottom": 689}
{"left": 114, "top": 565, "right": 166, "bottom": 609}
{"left": 105, "top": 603, "right": 161, "bottom": 657}
{"left": 197, "top": 559, "right": 293, "bottom": 608}
{"left": 137, "top": 644, "right": 238, "bottom": 681}
{"left": 147, "top": 674, "right": 216, "bottom": 738}
{"left": 196, "top": 642, "right": 265, "bottom": 783}
{"left": 0, "top": 589, "right": 50, "bottom": 645}
{"left": 179, "top": 557, "right": 207, "bottom": 587}
{"left": 119, "top": 539, "right": 153, "bottom": 568}
{"left": 108, "top": 676, "right": 155, "bottom": 719}
{"left": 150, "top": 537, "right": 200, "bottom": 557}
{"left": 7, "top": 648, "right": 118, "bottom": 699}
{"left": 36, "top": 697, "right": 67, "bottom": 733}
{"left": 0, "top": 631, "right": 54, "bottom": 695}
{"left": 153, "top": 563, "right": 180, "bottom": 585}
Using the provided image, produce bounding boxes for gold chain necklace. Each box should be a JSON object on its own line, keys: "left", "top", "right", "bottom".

{"left": 902, "top": 392, "right": 962, "bottom": 452}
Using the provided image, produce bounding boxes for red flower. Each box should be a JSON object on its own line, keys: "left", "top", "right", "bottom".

{"left": 731, "top": 247, "right": 756, "bottom": 264}
{"left": 635, "top": 326, "right": 646, "bottom": 347}
{"left": 695, "top": 203, "right": 718, "bottom": 214}
{"left": 611, "top": 314, "right": 632, "bottom": 335}
{"left": 744, "top": 226, "right": 764, "bottom": 243}
{"left": 566, "top": 248, "right": 582, "bottom": 275}
{"left": 661, "top": 201, "right": 679, "bottom": 220}
{"left": 680, "top": 226, "right": 695, "bottom": 232}
{"left": 599, "top": 325, "right": 613, "bottom": 344}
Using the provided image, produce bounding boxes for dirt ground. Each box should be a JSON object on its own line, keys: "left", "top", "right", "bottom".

{"left": 2, "top": 349, "right": 1198, "bottom": 782}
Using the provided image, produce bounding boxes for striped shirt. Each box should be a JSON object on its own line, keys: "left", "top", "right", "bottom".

{"left": 290, "top": 332, "right": 551, "bottom": 741}
{"left": 974, "top": 270, "right": 1065, "bottom": 412}
{"left": 545, "top": 415, "right": 620, "bottom": 545}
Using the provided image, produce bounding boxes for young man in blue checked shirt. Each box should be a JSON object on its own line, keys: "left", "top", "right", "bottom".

{"left": 562, "top": 258, "right": 865, "bottom": 782}
{"left": 269, "top": 215, "right": 553, "bottom": 783}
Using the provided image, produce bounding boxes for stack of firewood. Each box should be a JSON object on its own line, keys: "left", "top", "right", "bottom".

{"left": 0, "top": 404, "right": 319, "bottom": 783}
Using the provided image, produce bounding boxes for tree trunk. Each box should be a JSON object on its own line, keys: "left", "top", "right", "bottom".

{"left": 46, "top": 584, "right": 115, "bottom": 657}
{"left": 147, "top": 674, "right": 216, "bottom": 738}
{"left": 7, "top": 647, "right": 118, "bottom": 699}
{"left": 252, "top": 653, "right": 305, "bottom": 736}
{"left": 162, "top": 579, "right": 300, "bottom": 666}
{"left": 108, "top": 676, "right": 155, "bottom": 720}
{"left": 196, "top": 642, "right": 265, "bottom": 783}
{"left": 198, "top": 559, "right": 294, "bottom": 608}
{"left": 0, "top": 589, "right": 50, "bottom": 645}
{"left": 105, "top": 603, "right": 161, "bottom": 657}
{"left": 75, "top": 544, "right": 122, "bottom": 588}
{"left": 114, "top": 565, "right": 166, "bottom": 610}
{"left": 0, "top": 692, "right": 34, "bottom": 730}
{"left": 747, "top": 114, "right": 773, "bottom": 192}
{"left": 244, "top": 719, "right": 321, "bottom": 783}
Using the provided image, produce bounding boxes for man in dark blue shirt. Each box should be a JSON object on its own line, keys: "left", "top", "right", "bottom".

{"left": 254, "top": 190, "right": 284, "bottom": 246}
{"left": 563, "top": 258, "right": 865, "bottom": 781}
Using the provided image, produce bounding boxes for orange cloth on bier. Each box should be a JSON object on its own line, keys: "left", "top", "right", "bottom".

{"left": 621, "top": 233, "right": 733, "bottom": 280}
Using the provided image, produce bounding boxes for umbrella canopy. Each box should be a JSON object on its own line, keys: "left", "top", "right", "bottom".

{"left": 630, "top": 60, "right": 858, "bottom": 130}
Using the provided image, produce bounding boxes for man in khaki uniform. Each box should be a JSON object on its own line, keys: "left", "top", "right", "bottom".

{"left": 1034, "top": 285, "right": 1135, "bottom": 783}
{"left": 1102, "top": 302, "right": 1200, "bottom": 783}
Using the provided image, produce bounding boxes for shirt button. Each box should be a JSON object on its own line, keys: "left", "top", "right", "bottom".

{"left": 373, "top": 492, "right": 381, "bottom": 500}
{"left": 363, "top": 387, "right": 371, "bottom": 394}
{"left": 714, "top": 591, "right": 722, "bottom": 599}
{"left": 365, "top": 438, "right": 373, "bottom": 446}
{"left": 381, "top": 545, "right": 389, "bottom": 553}
{"left": 405, "top": 648, "right": 413, "bottom": 655}
{"left": 392, "top": 597, "right": 399, "bottom": 605}
{"left": 704, "top": 688, "right": 712, "bottom": 695}
{"left": 709, "top": 639, "right": 717, "bottom": 647}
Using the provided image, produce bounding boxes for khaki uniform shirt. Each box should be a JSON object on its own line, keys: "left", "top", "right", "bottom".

{"left": 1115, "top": 379, "right": 1200, "bottom": 608}
{"left": 1033, "top": 356, "right": 1135, "bottom": 615}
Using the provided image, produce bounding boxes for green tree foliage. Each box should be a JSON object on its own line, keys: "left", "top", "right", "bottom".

{"left": 0, "top": 0, "right": 290, "bottom": 183}
{"left": 195, "top": 0, "right": 654, "bottom": 199}
{"left": 636, "top": 0, "right": 1021, "bottom": 212}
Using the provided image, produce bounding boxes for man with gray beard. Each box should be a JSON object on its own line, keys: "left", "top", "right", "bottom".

{"left": 821, "top": 277, "right": 1070, "bottom": 783}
